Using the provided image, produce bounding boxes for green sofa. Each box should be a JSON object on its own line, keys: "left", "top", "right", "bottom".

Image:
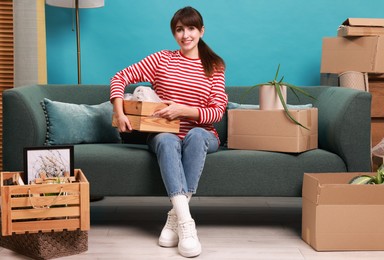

{"left": 2, "top": 85, "right": 372, "bottom": 197}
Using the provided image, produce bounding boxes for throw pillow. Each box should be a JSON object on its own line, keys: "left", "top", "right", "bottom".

{"left": 41, "top": 98, "right": 121, "bottom": 145}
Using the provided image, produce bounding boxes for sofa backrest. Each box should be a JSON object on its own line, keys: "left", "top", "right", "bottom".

{"left": 3, "top": 84, "right": 372, "bottom": 172}
{"left": 3, "top": 84, "right": 319, "bottom": 148}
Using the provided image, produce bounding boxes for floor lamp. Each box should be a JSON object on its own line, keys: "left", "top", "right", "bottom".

{"left": 46, "top": 0, "right": 104, "bottom": 84}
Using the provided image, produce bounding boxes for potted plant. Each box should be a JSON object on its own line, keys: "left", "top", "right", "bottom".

{"left": 243, "top": 64, "right": 316, "bottom": 130}
{"left": 349, "top": 164, "right": 384, "bottom": 184}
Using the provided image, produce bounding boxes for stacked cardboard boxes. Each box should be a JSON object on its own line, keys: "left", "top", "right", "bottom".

{"left": 321, "top": 18, "right": 384, "bottom": 74}
{"left": 304, "top": 20, "right": 384, "bottom": 251}
{"left": 320, "top": 18, "right": 384, "bottom": 170}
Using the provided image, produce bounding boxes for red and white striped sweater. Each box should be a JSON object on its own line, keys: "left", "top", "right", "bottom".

{"left": 110, "top": 50, "right": 228, "bottom": 141}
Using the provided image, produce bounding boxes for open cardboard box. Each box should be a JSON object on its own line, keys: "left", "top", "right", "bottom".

{"left": 227, "top": 108, "right": 318, "bottom": 152}
{"left": 338, "top": 18, "right": 384, "bottom": 36}
{"left": 321, "top": 36, "right": 384, "bottom": 73}
{"left": 302, "top": 172, "right": 384, "bottom": 251}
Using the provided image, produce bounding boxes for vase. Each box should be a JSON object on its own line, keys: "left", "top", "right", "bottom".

{"left": 259, "top": 85, "right": 287, "bottom": 110}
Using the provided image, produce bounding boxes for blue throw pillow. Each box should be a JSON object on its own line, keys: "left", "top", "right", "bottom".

{"left": 41, "top": 98, "right": 121, "bottom": 145}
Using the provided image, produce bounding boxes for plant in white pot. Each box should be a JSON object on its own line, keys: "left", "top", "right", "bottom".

{"left": 244, "top": 64, "right": 316, "bottom": 129}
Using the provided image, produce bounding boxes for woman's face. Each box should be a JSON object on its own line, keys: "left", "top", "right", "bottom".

{"left": 174, "top": 21, "right": 204, "bottom": 58}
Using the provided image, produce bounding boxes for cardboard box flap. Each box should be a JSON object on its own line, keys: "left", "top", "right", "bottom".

{"left": 341, "top": 18, "right": 384, "bottom": 27}
{"left": 303, "top": 173, "right": 384, "bottom": 205}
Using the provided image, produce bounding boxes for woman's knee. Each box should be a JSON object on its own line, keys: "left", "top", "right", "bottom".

{"left": 150, "top": 133, "right": 181, "bottom": 153}
{"left": 184, "top": 127, "right": 207, "bottom": 141}
{"left": 185, "top": 127, "right": 216, "bottom": 145}
{"left": 184, "top": 128, "right": 219, "bottom": 153}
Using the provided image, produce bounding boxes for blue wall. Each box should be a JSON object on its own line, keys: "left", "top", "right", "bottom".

{"left": 45, "top": 0, "right": 384, "bottom": 86}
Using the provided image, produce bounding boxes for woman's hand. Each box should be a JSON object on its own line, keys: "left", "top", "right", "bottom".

{"left": 115, "top": 113, "right": 132, "bottom": 132}
{"left": 112, "top": 98, "right": 132, "bottom": 132}
{"left": 153, "top": 101, "right": 199, "bottom": 121}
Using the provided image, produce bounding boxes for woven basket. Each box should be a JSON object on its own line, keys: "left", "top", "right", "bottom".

{"left": 0, "top": 229, "right": 88, "bottom": 260}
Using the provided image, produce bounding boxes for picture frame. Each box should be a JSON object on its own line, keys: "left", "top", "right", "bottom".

{"left": 24, "top": 145, "right": 74, "bottom": 184}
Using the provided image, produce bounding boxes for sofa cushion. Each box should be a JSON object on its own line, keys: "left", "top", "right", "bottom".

{"left": 72, "top": 143, "right": 347, "bottom": 196}
{"left": 41, "top": 98, "right": 121, "bottom": 145}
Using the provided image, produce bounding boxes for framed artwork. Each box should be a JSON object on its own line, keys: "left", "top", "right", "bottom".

{"left": 24, "top": 145, "right": 74, "bottom": 184}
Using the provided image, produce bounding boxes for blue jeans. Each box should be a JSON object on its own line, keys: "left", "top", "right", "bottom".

{"left": 147, "top": 127, "right": 219, "bottom": 198}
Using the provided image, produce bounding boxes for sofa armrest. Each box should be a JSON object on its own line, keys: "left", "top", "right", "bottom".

{"left": 2, "top": 84, "right": 112, "bottom": 171}
{"left": 3, "top": 86, "right": 48, "bottom": 171}
{"left": 314, "top": 86, "right": 371, "bottom": 172}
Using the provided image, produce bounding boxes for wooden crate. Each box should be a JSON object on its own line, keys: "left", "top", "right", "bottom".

{"left": 123, "top": 100, "right": 167, "bottom": 116}
{"left": 1, "top": 169, "right": 90, "bottom": 236}
{"left": 370, "top": 79, "right": 384, "bottom": 148}
{"left": 371, "top": 118, "right": 384, "bottom": 147}
{"left": 112, "top": 114, "right": 180, "bottom": 133}
{"left": 369, "top": 77, "right": 384, "bottom": 171}
{"left": 370, "top": 80, "right": 384, "bottom": 118}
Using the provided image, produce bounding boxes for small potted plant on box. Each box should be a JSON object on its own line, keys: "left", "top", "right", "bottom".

{"left": 244, "top": 64, "right": 316, "bottom": 129}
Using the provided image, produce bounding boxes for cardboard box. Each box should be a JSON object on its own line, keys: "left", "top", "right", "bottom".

{"left": 302, "top": 172, "right": 384, "bottom": 251}
{"left": 1, "top": 169, "right": 90, "bottom": 236}
{"left": 321, "top": 36, "right": 384, "bottom": 73}
{"left": 112, "top": 114, "right": 180, "bottom": 133}
{"left": 113, "top": 100, "right": 180, "bottom": 133}
{"left": 227, "top": 108, "right": 318, "bottom": 152}
{"left": 338, "top": 18, "right": 384, "bottom": 37}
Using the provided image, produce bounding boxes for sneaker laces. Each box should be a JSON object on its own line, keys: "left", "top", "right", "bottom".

{"left": 164, "top": 212, "right": 178, "bottom": 232}
{"left": 178, "top": 220, "right": 197, "bottom": 240}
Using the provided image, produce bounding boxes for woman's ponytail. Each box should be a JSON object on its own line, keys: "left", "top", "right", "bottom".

{"left": 198, "top": 39, "right": 225, "bottom": 77}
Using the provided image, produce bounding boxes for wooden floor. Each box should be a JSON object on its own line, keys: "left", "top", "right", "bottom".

{"left": 1, "top": 197, "right": 384, "bottom": 259}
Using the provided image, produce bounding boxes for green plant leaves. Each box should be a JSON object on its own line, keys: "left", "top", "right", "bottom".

{"left": 349, "top": 164, "right": 384, "bottom": 185}
{"left": 242, "top": 64, "right": 316, "bottom": 130}
{"left": 349, "top": 175, "right": 376, "bottom": 184}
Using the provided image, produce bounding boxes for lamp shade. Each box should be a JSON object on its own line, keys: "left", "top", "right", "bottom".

{"left": 46, "top": 0, "right": 104, "bottom": 8}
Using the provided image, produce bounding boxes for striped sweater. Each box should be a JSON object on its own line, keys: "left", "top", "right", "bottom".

{"left": 110, "top": 50, "right": 228, "bottom": 141}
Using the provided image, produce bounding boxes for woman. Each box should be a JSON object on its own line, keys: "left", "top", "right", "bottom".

{"left": 110, "top": 6, "right": 227, "bottom": 258}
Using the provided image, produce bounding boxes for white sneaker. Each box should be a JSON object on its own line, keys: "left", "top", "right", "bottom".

{"left": 178, "top": 219, "right": 202, "bottom": 258}
{"left": 158, "top": 210, "right": 179, "bottom": 247}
